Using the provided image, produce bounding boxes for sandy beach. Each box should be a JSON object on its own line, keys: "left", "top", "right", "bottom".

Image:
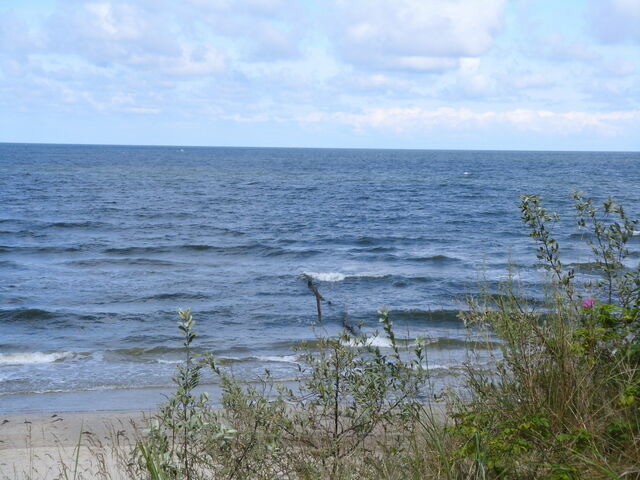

{"left": 0, "top": 411, "right": 149, "bottom": 480}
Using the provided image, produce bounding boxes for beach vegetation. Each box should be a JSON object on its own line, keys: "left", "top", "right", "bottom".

{"left": 446, "top": 192, "right": 640, "bottom": 478}
{"left": 133, "top": 308, "right": 435, "bottom": 479}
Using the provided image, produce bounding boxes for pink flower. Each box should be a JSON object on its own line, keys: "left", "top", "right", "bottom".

{"left": 581, "top": 297, "right": 596, "bottom": 309}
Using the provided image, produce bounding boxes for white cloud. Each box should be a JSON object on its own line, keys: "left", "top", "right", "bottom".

{"left": 183, "top": 0, "right": 304, "bottom": 61}
{"left": 331, "top": 0, "right": 505, "bottom": 71}
{"left": 295, "top": 107, "right": 640, "bottom": 137}
{"left": 331, "top": 72, "right": 415, "bottom": 94}
{"left": 450, "top": 57, "right": 496, "bottom": 98}
{"left": 44, "top": 1, "right": 182, "bottom": 67}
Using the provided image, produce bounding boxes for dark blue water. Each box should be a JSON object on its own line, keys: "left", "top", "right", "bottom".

{"left": 1, "top": 144, "right": 639, "bottom": 412}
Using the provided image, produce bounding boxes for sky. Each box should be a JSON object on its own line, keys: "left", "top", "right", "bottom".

{"left": 0, "top": 0, "right": 639, "bottom": 150}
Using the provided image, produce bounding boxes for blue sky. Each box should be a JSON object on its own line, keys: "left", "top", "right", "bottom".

{"left": 1, "top": 0, "right": 638, "bottom": 150}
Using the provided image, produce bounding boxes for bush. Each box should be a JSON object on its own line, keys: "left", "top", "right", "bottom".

{"left": 136, "top": 310, "right": 433, "bottom": 479}
{"left": 450, "top": 192, "right": 640, "bottom": 479}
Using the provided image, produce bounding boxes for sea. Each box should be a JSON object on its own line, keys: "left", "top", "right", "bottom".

{"left": 1, "top": 144, "right": 639, "bottom": 413}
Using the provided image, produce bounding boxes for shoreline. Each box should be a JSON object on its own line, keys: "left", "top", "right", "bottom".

{"left": 0, "top": 386, "right": 174, "bottom": 416}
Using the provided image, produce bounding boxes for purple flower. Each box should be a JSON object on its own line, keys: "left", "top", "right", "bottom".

{"left": 581, "top": 297, "right": 596, "bottom": 309}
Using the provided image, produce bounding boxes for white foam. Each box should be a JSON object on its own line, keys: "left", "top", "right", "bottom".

{"left": 156, "top": 359, "right": 182, "bottom": 364}
{"left": 257, "top": 355, "right": 299, "bottom": 364}
{"left": 412, "top": 363, "right": 453, "bottom": 371}
{"left": 342, "top": 336, "right": 394, "bottom": 348}
{"left": 303, "top": 271, "right": 389, "bottom": 282}
{"left": 303, "top": 271, "right": 346, "bottom": 282}
{"left": 0, "top": 351, "right": 76, "bottom": 366}
{"left": 365, "top": 337, "right": 393, "bottom": 348}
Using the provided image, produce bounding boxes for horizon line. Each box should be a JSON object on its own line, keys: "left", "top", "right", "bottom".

{"left": 1, "top": 141, "right": 638, "bottom": 154}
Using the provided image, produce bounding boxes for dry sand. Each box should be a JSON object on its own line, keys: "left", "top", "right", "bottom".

{"left": 0, "top": 411, "right": 150, "bottom": 480}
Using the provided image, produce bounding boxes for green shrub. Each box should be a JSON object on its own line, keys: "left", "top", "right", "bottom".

{"left": 451, "top": 192, "right": 640, "bottom": 479}
{"left": 136, "top": 309, "right": 433, "bottom": 479}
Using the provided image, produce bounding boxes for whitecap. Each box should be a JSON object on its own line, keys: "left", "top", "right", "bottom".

{"left": 412, "top": 362, "right": 454, "bottom": 371}
{"left": 302, "top": 271, "right": 390, "bottom": 282}
{"left": 256, "top": 355, "right": 299, "bottom": 364}
{"left": 0, "top": 351, "right": 77, "bottom": 366}
{"left": 342, "top": 336, "right": 394, "bottom": 348}
{"left": 303, "top": 271, "right": 346, "bottom": 282}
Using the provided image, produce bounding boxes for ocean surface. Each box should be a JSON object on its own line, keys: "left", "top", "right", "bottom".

{"left": 1, "top": 144, "right": 639, "bottom": 413}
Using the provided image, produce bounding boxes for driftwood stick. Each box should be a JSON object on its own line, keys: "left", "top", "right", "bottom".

{"left": 304, "top": 276, "right": 324, "bottom": 323}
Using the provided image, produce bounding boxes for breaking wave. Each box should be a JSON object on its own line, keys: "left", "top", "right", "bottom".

{"left": 0, "top": 351, "right": 80, "bottom": 365}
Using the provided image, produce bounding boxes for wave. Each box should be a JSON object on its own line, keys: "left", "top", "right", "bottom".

{"left": 104, "top": 347, "right": 188, "bottom": 365}
{"left": 0, "top": 245, "right": 82, "bottom": 254}
{"left": 0, "top": 351, "right": 80, "bottom": 365}
{"left": 0, "top": 260, "right": 20, "bottom": 268}
{"left": 388, "top": 309, "right": 463, "bottom": 323}
{"left": 415, "top": 363, "right": 456, "bottom": 371}
{"left": 156, "top": 358, "right": 182, "bottom": 365}
{"left": 352, "top": 252, "right": 462, "bottom": 264}
{"left": 102, "top": 243, "right": 320, "bottom": 258}
{"left": 349, "top": 246, "right": 397, "bottom": 253}
{"left": 0, "top": 308, "right": 59, "bottom": 322}
{"left": 567, "top": 261, "right": 603, "bottom": 273}
{"left": 137, "top": 292, "right": 211, "bottom": 302}
{"left": 405, "top": 254, "right": 461, "bottom": 264}
{"left": 303, "top": 271, "right": 346, "bottom": 282}
{"left": 104, "top": 245, "right": 194, "bottom": 255}
{"left": 391, "top": 276, "right": 433, "bottom": 287}
{"left": 0, "top": 382, "right": 176, "bottom": 398}
{"left": 66, "top": 257, "right": 179, "bottom": 267}
{"left": 0, "top": 230, "right": 47, "bottom": 239}
{"left": 46, "top": 221, "right": 108, "bottom": 229}
{"left": 342, "top": 336, "right": 394, "bottom": 348}
{"left": 0, "top": 219, "right": 108, "bottom": 230}
{"left": 110, "top": 346, "right": 187, "bottom": 356}
{"left": 484, "top": 293, "right": 547, "bottom": 307}
{"left": 266, "top": 248, "right": 322, "bottom": 258}
{"left": 302, "top": 271, "right": 392, "bottom": 282}
{"left": 425, "top": 337, "right": 501, "bottom": 350}
{"left": 255, "top": 355, "right": 300, "bottom": 364}
{"left": 340, "top": 335, "right": 499, "bottom": 351}
{"left": 163, "top": 355, "right": 299, "bottom": 366}
{"left": 315, "top": 235, "right": 430, "bottom": 246}
{"left": 566, "top": 260, "right": 639, "bottom": 273}
{"left": 120, "top": 349, "right": 300, "bottom": 366}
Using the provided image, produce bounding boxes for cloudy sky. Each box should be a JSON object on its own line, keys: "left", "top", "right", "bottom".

{"left": 1, "top": 0, "right": 639, "bottom": 150}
